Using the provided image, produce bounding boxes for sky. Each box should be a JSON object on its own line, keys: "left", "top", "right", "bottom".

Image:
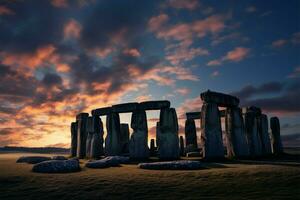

{"left": 0, "top": 0, "right": 299, "bottom": 148}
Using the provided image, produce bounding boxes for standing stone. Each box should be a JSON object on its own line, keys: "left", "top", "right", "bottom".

{"left": 258, "top": 114, "right": 272, "bottom": 155}
{"left": 270, "top": 117, "right": 283, "bottom": 154}
{"left": 158, "top": 108, "right": 180, "bottom": 160}
{"left": 90, "top": 116, "right": 104, "bottom": 159}
{"left": 105, "top": 112, "right": 121, "bottom": 156}
{"left": 201, "top": 103, "right": 224, "bottom": 158}
{"left": 76, "top": 113, "right": 89, "bottom": 158}
{"left": 179, "top": 136, "right": 185, "bottom": 156}
{"left": 184, "top": 119, "right": 198, "bottom": 153}
{"left": 225, "top": 107, "right": 249, "bottom": 158}
{"left": 129, "top": 109, "right": 149, "bottom": 159}
{"left": 156, "top": 122, "right": 160, "bottom": 147}
{"left": 120, "top": 123, "right": 130, "bottom": 154}
{"left": 86, "top": 132, "right": 93, "bottom": 158}
{"left": 150, "top": 139, "right": 156, "bottom": 156}
{"left": 244, "top": 111, "right": 262, "bottom": 156}
{"left": 70, "top": 122, "right": 78, "bottom": 157}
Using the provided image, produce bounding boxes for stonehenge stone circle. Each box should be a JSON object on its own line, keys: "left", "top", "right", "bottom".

{"left": 105, "top": 112, "right": 121, "bottom": 156}
{"left": 179, "top": 136, "right": 185, "bottom": 156}
{"left": 185, "top": 119, "right": 198, "bottom": 153}
{"left": 90, "top": 116, "right": 104, "bottom": 159}
{"left": 270, "top": 117, "right": 283, "bottom": 154}
{"left": 76, "top": 113, "right": 89, "bottom": 158}
{"left": 244, "top": 111, "right": 262, "bottom": 156}
{"left": 120, "top": 123, "right": 130, "bottom": 154}
{"left": 258, "top": 114, "right": 272, "bottom": 155}
{"left": 70, "top": 122, "right": 78, "bottom": 157}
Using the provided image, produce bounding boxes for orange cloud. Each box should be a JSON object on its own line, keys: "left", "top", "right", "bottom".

{"left": 63, "top": 19, "right": 82, "bottom": 39}
{"left": 176, "top": 88, "right": 190, "bottom": 96}
{"left": 123, "top": 48, "right": 141, "bottom": 57}
{"left": 51, "top": 0, "right": 68, "bottom": 8}
{"left": 148, "top": 14, "right": 169, "bottom": 32}
{"left": 223, "top": 47, "right": 250, "bottom": 62}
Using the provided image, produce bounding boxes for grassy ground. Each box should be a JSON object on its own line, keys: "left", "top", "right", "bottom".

{"left": 0, "top": 152, "right": 299, "bottom": 200}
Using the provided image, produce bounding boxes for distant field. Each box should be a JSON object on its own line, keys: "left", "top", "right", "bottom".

{"left": 0, "top": 151, "right": 300, "bottom": 200}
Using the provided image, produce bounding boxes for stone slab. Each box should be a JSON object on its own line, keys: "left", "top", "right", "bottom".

{"left": 92, "top": 107, "right": 112, "bottom": 116}
{"left": 16, "top": 156, "right": 52, "bottom": 164}
{"left": 201, "top": 90, "right": 239, "bottom": 107}
{"left": 139, "top": 100, "right": 170, "bottom": 110}
{"left": 186, "top": 112, "right": 201, "bottom": 120}
{"left": 112, "top": 103, "right": 139, "bottom": 113}
{"left": 32, "top": 159, "right": 80, "bottom": 173}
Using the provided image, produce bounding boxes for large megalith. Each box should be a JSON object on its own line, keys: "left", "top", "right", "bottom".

{"left": 86, "top": 131, "right": 93, "bottom": 158}
{"left": 244, "top": 111, "right": 262, "bottom": 156}
{"left": 225, "top": 107, "right": 249, "bottom": 157}
{"left": 200, "top": 103, "right": 224, "bottom": 159}
{"left": 150, "top": 139, "right": 156, "bottom": 156}
{"left": 157, "top": 108, "right": 180, "bottom": 160}
{"left": 156, "top": 122, "right": 160, "bottom": 147}
{"left": 129, "top": 109, "right": 149, "bottom": 159}
{"left": 70, "top": 122, "right": 78, "bottom": 157}
{"left": 76, "top": 113, "right": 89, "bottom": 158}
{"left": 258, "top": 114, "right": 272, "bottom": 155}
{"left": 179, "top": 136, "right": 185, "bottom": 156}
{"left": 90, "top": 116, "right": 104, "bottom": 159}
{"left": 270, "top": 117, "right": 283, "bottom": 154}
{"left": 105, "top": 112, "right": 121, "bottom": 156}
{"left": 120, "top": 123, "right": 130, "bottom": 154}
{"left": 184, "top": 119, "right": 198, "bottom": 153}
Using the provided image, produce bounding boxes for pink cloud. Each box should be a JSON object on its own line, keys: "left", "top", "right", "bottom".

{"left": 211, "top": 71, "right": 220, "bottom": 77}
{"left": 167, "top": 0, "right": 199, "bottom": 10}
{"left": 166, "top": 47, "right": 209, "bottom": 65}
{"left": 148, "top": 14, "right": 169, "bottom": 32}
{"left": 207, "top": 59, "right": 222, "bottom": 66}
{"left": 51, "top": 0, "right": 68, "bottom": 8}
{"left": 63, "top": 19, "right": 82, "bottom": 39}
{"left": 272, "top": 39, "right": 288, "bottom": 48}
{"left": 123, "top": 48, "right": 141, "bottom": 57}
{"left": 0, "top": 6, "right": 15, "bottom": 15}
{"left": 223, "top": 47, "right": 250, "bottom": 62}
{"left": 176, "top": 88, "right": 190, "bottom": 96}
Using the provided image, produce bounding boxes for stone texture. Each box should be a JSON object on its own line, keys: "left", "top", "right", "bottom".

{"left": 32, "top": 159, "right": 80, "bottom": 173}
{"left": 244, "top": 111, "right": 262, "bottom": 156}
{"left": 76, "top": 113, "right": 89, "bottom": 158}
{"left": 139, "top": 100, "right": 170, "bottom": 110}
{"left": 16, "top": 156, "right": 51, "bottom": 164}
{"left": 201, "top": 103, "right": 224, "bottom": 158}
{"left": 201, "top": 90, "right": 240, "bottom": 107}
{"left": 158, "top": 108, "right": 180, "bottom": 160}
{"left": 258, "top": 114, "right": 272, "bottom": 155}
{"left": 184, "top": 119, "right": 198, "bottom": 153}
{"left": 138, "top": 160, "right": 202, "bottom": 170}
{"left": 270, "top": 117, "right": 283, "bottom": 154}
{"left": 112, "top": 103, "right": 139, "bottom": 113}
{"left": 86, "top": 131, "right": 93, "bottom": 158}
{"left": 91, "top": 106, "right": 112, "bottom": 116}
{"left": 70, "top": 122, "right": 78, "bottom": 157}
{"left": 129, "top": 109, "right": 149, "bottom": 159}
{"left": 85, "top": 156, "right": 130, "bottom": 168}
{"left": 90, "top": 117, "right": 104, "bottom": 159}
{"left": 186, "top": 112, "right": 201, "bottom": 120}
{"left": 225, "top": 107, "right": 249, "bottom": 157}
{"left": 179, "top": 136, "right": 185, "bottom": 156}
{"left": 105, "top": 112, "right": 121, "bottom": 156}
{"left": 150, "top": 139, "right": 156, "bottom": 156}
{"left": 120, "top": 123, "right": 130, "bottom": 154}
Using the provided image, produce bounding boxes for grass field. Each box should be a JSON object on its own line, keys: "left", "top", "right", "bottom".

{"left": 0, "top": 152, "right": 300, "bottom": 200}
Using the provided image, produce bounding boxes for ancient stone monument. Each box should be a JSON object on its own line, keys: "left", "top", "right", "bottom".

{"left": 70, "top": 122, "right": 78, "bottom": 157}
{"left": 76, "top": 113, "right": 88, "bottom": 158}
{"left": 270, "top": 117, "right": 283, "bottom": 154}
{"left": 258, "top": 114, "right": 272, "bottom": 155}
{"left": 105, "top": 112, "right": 121, "bottom": 156}
{"left": 120, "top": 123, "right": 130, "bottom": 154}
{"left": 184, "top": 118, "right": 198, "bottom": 153}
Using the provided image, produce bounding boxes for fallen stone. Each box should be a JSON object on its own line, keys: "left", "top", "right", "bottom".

{"left": 17, "top": 156, "right": 52, "bottom": 164}
{"left": 186, "top": 152, "right": 201, "bottom": 157}
{"left": 138, "top": 160, "right": 202, "bottom": 170}
{"left": 85, "top": 156, "right": 130, "bottom": 168}
{"left": 201, "top": 90, "right": 239, "bottom": 107}
{"left": 52, "top": 156, "right": 68, "bottom": 160}
{"left": 139, "top": 100, "right": 170, "bottom": 110}
{"left": 91, "top": 106, "right": 112, "bottom": 116}
{"left": 32, "top": 159, "right": 80, "bottom": 173}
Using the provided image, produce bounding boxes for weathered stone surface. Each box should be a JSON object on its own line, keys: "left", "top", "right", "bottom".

{"left": 32, "top": 159, "right": 80, "bottom": 173}
{"left": 86, "top": 132, "right": 93, "bottom": 158}
{"left": 186, "top": 112, "right": 201, "bottom": 120}
{"left": 17, "top": 156, "right": 51, "bottom": 164}
{"left": 90, "top": 117, "right": 104, "bottom": 159}
{"left": 247, "top": 106, "right": 262, "bottom": 116}
{"left": 52, "top": 156, "right": 67, "bottom": 160}
{"left": 150, "top": 139, "right": 156, "bottom": 156}
{"left": 185, "top": 119, "right": 198, "bottom": 153}
{"left": 225, "top": 107, "right": 249, "bottom": 157}
{"left": 112, "top": 103, "right": 139, "bottom": 113}
{"left": 201, "top": 90, "right": 240, "bottom": 107}
{"left": 201, "top": 103, "right": 224, "bottom": 158}
{"left": 129, "top": 109, "right": 149, "bottom": 159}
{"left": 70, "top": 122, "right": 78, "bottom": 157}
{"left": 244, "top": 111, "right": 262, "bottom": 156}
{"left": 179, "top": 136, "right": 185, "bottom": 156}
{"left": 138, "top": 160, "right": 202, "bottom": 170}
{"left": 105, "top": 112, "right": 121, "bottom": 156}
{"left": 85, "top": 156, "right": 130, "bottom": 168}
{"left": 158, "top": 108, "right": 180, "bottom": 159}
{"left": 91, "top": 106, "right": 112, "bottom": 116}
{"left": 270, "top": 117, "right": 283, "bottom": 154}
{"left": 76, "top": 113, "right": 89, "bottom": 158}
{"left": 258, "top": 114, "right": 272, "bottom": 155}
{"left": 120, "top": 123, "right": 130, "bottom": 154}
{"left": 186, "top": 152, "right": 201, "bottom": 157}
{"left": 139, "top": 100, "right": 170, "bottom": 110}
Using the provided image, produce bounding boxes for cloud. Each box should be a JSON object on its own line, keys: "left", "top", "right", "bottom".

{"left": 207, "top": 59, "right": 222, "bottom": 66}
{"left": 0, "top": 5, "right": 15, "bottom": 15}
{"left": 51, "top": 0, "right": 68, "bottom": 8}
{"left": 175, "top": 88, "right": 190, "bottom": 96}
{"left": 288, "top": 66, "right": 300, "bottom": 78}
{"left": 271, "top": 32, "right": 300, "bottom": 48}
{"left": 272, "top": 39, "right": 288, "bottom": 48}
{"left": 207, "top": 47, "right": 250, "bottom": 66}
{"left": 166, "top": 0, "right": 199, "bottom": 10}
{"left": 63, "top": 19, "right": 82, "bottom": 39}
{"left": 246, "top": 6, "right": 257, "bottom": 13}
{"left": 148, "top": 14, "right": 169, "bottom": 32}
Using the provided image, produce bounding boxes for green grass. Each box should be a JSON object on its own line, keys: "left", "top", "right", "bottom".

{"left": 0, "top": 152, "right": 299, "bottom": 200}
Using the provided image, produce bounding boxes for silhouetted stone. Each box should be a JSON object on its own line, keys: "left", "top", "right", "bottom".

{"left": 186, "top": 152, "right": 201, "bottom": 157}
{"left": 105, "top": 112, "right": 121, "bottom": 156}
{"left": 201, "top": 90, "right": 240, "bottom": 107}
{"left": 138, "top": 160, "right": 202, "bottom": 170}
{"left": 90, "top": 117, "right": 104, "bottom": 159}
{"left": 258, "top": 114, "right": 272, "bottom": 155}
{"left": 186, "top": 112, "right": 201, "bottom": 120}
{"left": 156, "top": 122, "right": 160, "bottom": 147}
{"left": 91, "top": 106, "right": 112, "bottom": 116}
{"left": 52, "top": 156, "right": 67, "bottom": 160}
{"left": 70, "top": 122, "right": 78, "bottom": 157}
{"left": 76, "top": 113, "right": 89, "bottom": 158}
{"left": 85, "top": 156, "right": 130, "bottom": 168}
{"left": 86, "top": 132, "right": 93, "bottom": 158}
{"left": 17, "top": 156, "right": 51, "bottom": 164}
{"left": 139, "top": 100, "right": 170, "bottom": 110}
{"left": 270, "top": 117, "right": 283, "bottom": 154}
{"left": 112, "top": 103, "right": 139, "bottom": 113}
{"left": 225, "top": 107, "right": 249, "bottom": 157}
{"left": 244, "top": 111, "right": 262, "bottom": 156}
{"left": 158, "top": 108, "right": 180, "bottom": 159}
{"left": 247, "top": 106, "right": 262, "bottom": 116}
{"left": 32, "top": 159, "right": 80, "bottom": 173}
{"left": 150, "top": 139, "right": 156, "bottom": 156}
{"left": 129, "top": 109, "right": 149, "bottom": 159}
{"left": 185, "top": 119, "right": 198, "bottom": 153}
{"left": 201, "top": 103, "right": 224, "bottom": 158}
{"left": 179, "top": 136, "right": 185, "bottom": 156}
{"left": 120, "top": 123, "right": 130, "bottom": 154}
